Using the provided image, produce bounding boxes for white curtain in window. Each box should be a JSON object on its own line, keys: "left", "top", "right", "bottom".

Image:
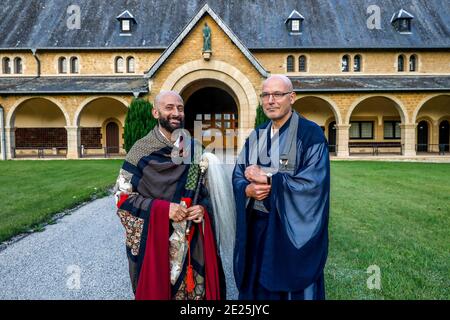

{"left": 127, "top": 57, "right": 135, "bottom": 73}
{"left": 361, "top": 122, "right": 372, "bottom": 138}
{"left": 384, "top": 123, "right": 394, "bottom": 138}
{"left": 116, "top": 57, "right": 124, "bottom": 73}
{"left": 349, "top": 123, "right": 359, "bottom": 138}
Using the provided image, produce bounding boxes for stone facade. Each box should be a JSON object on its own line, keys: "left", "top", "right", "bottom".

{"left": 0, "top": 7, "right": 449, "bottom": 160}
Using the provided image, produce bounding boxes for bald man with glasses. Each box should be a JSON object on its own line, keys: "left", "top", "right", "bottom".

{"left": 233, "top": 75, "right": 330, "bottom": 300}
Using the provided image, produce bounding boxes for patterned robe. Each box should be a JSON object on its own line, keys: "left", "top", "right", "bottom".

{"left": 114, "top": 127, "right": 224, "bottom": 299}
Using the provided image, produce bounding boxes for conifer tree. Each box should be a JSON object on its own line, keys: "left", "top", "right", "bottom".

{"left": 124, "top": 98, "right": 157, "bottom": 152}
{"left": 254, "top": 104, "right": 269, "bottom": 128}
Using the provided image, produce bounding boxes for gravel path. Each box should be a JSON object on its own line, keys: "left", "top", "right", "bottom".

{"left": 0, "top": 194, "right": 238, "bottom": 300}
{"left": 0, "top": 196, "right": 133, "bottom": 300}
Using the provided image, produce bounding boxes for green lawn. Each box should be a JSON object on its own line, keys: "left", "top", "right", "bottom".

{"left": 0, "top": 160, "right": 123, "bottom": 243}
{"left": 0, "top": 160, "right": 448, "bottom": 299}
{"left": 326, "top": 161, "right": 450, "bottom": 300}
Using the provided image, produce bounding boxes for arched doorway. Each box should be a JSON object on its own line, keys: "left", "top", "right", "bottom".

{"left": 417, "top": 121, "right": 429, "bottom": 152}
{"left": 439, "top": 120, "right": 449, "bottom": 153}
{"left": 183, "top": 86, "right": 238, "bottom": 151}
{"left": 106, "top": 121, "right": 119, "bottom": 154}
{"left": 328, "top": 121, "right": 336, "bottom": 153}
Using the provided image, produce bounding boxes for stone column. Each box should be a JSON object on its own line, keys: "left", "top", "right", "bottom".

{"left": 5, "top": 127, "right": 15, "bottom": 159}
{"left": 65, "top": 126, "right": 80, "bottom": 159}
{"left": 401, "top": 123, "right": 417, "bottom": 156}
{"left": 335, "top": 124, "right": 351, "bottom": 158}
{"left": 0, "top": 109, "right": 5, "bottom": 160}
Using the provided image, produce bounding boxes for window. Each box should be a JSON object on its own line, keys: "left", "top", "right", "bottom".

{"left": 285, "top": 10, "right": 304, "bottom": 34}
{"left": 350, "top": 121, "right": 374, "bottom": 139}
{"left": 115, "top": 57, "right": 124, "bottom": 73}
{"left": 384, "top": 121, "right": 401, "bottom": 139}
{"left": 353, "top": 55, "right": 362, "bottom": 72}
{"left": 299, "top": 55, "right": 307, "bottom": 72}
{"left": 70, "top": 57, "right": 79, "bottom": 73}
{"left": 409, "top": 55, "right": 417, "bottom": 72}
{"left": 398, "top": 55, "right": 405, "bottom": 72}
{"left": 121, "top": 20, "right": 131, "bottom": 32}
{"left": 398, "top": 19, "right": 411, "bottom": 32}
{"left": 391, "top": 9, "right": 414, "bottom": 33}
{"left": 127, "top": 57, "right": 135, "bottom": 73}
{"left": 291, "top": 20, "right": 300, "bottom": 32}
{"left": 58, "top": 57, "right": 67, "bottom": 74}
{"left": 2, "top": 57, "right": 11, "bottom": 74}
{"left": 117, "top": 10, "right": 136, "bottom": 34}
{"left": 14, "top": 57, "right": 22, "bottom": 74}
{"left": 341, "top": 55, "right": 349, "bottom": 72}
{"left": 286, "top": 55, "right": 294, "bottom": 72}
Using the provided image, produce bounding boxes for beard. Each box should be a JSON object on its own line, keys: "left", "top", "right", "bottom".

{"left": 158, "top": 115, "right": 184, "bottom": 133}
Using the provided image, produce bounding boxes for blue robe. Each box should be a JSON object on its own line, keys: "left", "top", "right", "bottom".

{"left": 232, "top": 112, "right": 330, "bottom": 300}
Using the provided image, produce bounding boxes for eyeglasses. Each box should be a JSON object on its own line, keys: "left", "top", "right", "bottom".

{"left": 260, "top": 91, "right": 292, "bottom": 101}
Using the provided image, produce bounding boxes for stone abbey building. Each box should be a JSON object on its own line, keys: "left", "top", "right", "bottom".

{"left": 0, "top": 0, "right": 449, "bottom": 159}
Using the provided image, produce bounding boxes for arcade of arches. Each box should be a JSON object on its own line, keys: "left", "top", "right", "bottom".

{"left": 1, "top": 96, "right": 130, "bottom": 159}
{"left": 0, "top": 93, "right": 449, "bottom": 159}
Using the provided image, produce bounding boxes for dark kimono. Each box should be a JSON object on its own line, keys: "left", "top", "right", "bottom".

{"left": 233, "top": 111, "right": 330, "bottom": 300}
{"left": 114, "top": 127, "right": 225, "bottom": 300}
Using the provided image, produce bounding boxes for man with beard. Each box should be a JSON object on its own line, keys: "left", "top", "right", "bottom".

{"left": 114, "top": 91, "right": 225, "bottom": 300}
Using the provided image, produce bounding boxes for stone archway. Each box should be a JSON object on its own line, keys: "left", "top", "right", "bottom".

{"left": 412, "top": 94, "right": 450, "bottom": 124}
{"left": 293, "top": 95, "right": 341, "bottom": 154}
{"left": 0, "top": 104, "right": 5, "bottom": 160}
{"left": 346, "top": 95, "right": 408, "bottom": 156}
{"left": 75, "top": 97, "right": 128, "bottom": 157}
{"left": 159, "top": 59, "right": 260, "bottom": 150}
{"left": 182, "top": 81, "right": 239, "bottom": 152}
{"left": 413, "top": 94, "right": 450, "bottom": 153}
{"left": 7, "top": 97, "right": 69, "bottom": 158}
{"left": 345, "top": 95, "right": 408, "bottom": 124}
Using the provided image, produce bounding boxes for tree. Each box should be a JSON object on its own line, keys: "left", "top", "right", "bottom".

{"left": 254, "top": 104, "right": 269, "bottom": 128}
{"left": 123, "top": 98, "right": 157, "bottom": 152}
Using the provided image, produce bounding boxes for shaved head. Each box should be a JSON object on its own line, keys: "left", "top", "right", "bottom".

{"left": 152, "top": 90, "right": 185, "bottom": 134}
{"left": 154, "top": 90, "right": 183, "bottom": 110}
{"left": 261, "top": 74, "right": 295, "bottom": 125}
{"left": 263, "top": 74, "right": 293, "bottom": 92}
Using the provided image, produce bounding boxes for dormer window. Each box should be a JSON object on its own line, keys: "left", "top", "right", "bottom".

{"left": 285, "top": 10, "right": 304, "bottom": 35}
{"left": 122, "top": 20, "right": 130, "bottom": 32}
{"left": 391, "top": 9, "right": 414, "bottom": 33}
{"left": 117, "top": 10, "right": 136, "bottom": 35}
